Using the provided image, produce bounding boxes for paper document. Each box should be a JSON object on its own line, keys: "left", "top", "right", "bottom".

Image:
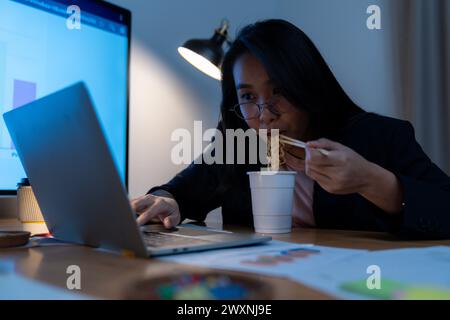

{"left": 0, "top": 261, "right": 93, "bottom": 300}
{"left": 160, "top": 240, "right": 366, "bottom": 281}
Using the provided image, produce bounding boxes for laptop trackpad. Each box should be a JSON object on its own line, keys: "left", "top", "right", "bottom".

{"left": 140, "top": 224, "right": 229, "bottom": 237}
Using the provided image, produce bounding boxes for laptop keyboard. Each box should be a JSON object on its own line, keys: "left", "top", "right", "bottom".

{"left": 143, "top": 232, "right": 212, "bottom": 248}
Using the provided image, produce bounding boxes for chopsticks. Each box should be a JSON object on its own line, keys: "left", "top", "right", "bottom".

{"left": 279, "top": 134, "right": 330, "bottom": 156}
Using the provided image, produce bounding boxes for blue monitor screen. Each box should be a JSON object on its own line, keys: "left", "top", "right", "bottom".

{"left": 0, "top": 0, "right": 130, "bottom": 192}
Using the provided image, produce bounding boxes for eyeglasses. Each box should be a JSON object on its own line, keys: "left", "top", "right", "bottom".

{"left": 229, "top": 97, "right": 286, "bottom": 120}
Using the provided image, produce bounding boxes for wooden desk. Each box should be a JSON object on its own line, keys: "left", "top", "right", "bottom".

{"left": 1, "top": 219, "right": 450, "bottom": 299}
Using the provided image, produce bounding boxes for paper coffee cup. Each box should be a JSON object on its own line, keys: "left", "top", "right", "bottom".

{"left": 17, "top": 185, "right": 45, "bottom": 223}
{"left": 247, "top": 171, "right": 297, "bottom": 233}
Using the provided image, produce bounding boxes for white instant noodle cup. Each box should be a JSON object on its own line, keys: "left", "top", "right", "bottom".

{"left": 247, "top": 171, "right": 297, "bottom": 233}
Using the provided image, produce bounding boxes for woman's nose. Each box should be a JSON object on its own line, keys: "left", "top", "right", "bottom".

{"left": 258, "top": 105, "right": 277, "bottom": 126}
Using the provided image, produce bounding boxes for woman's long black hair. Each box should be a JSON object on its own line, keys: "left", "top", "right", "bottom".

{"left": 220, "top": 19, "right": 363, "bottom": 140}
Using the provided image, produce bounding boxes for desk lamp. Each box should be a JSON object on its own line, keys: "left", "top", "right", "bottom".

{"left": 178, "top": 19, "right": 231, "bottom": 80}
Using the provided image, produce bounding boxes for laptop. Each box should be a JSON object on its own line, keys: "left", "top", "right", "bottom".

{"left": 3, "top": 82, "right": 271, "bottom": 258}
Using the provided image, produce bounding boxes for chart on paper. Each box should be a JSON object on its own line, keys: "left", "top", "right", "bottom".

{"left": 240, "top": 247, "right": 321, "bottom": 266}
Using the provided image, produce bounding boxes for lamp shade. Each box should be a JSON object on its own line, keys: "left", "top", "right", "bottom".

{"left": 178, "top": 21, "right": 229, "bottom": 80}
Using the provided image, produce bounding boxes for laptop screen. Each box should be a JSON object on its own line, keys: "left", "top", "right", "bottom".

{"left": 0, "top": 0, "right": 131, "bottom": 192}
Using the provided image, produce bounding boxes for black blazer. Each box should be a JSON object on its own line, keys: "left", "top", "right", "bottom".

{"left": 149, "top": 112, "right": 450, "bottom": 239}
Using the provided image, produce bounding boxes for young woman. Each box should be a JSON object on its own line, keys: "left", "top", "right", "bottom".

{"left": 131, "top": 19, "right": 450, "bottom": 239}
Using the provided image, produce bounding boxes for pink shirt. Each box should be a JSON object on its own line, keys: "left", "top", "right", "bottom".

{"left": 281, "top": 151, "right": 316, "bottom": 227}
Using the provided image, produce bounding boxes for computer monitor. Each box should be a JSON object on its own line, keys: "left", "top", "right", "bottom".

{"left": 0, "top": 0, "right": 131, "bottom": 198}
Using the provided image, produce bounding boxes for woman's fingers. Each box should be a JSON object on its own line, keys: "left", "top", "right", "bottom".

{"left": 306, "top": 141, "right": 350, "bottom": 168}
{"left": 136, "top": 198, "right": 165, "bottom": 225}
{"left": 305, "top": 164, "right": 332, "bottom": 182}
{"left": 130, "top": 194, "right": 157, "bottom": 215}
{"left": 161, "top": 212, "right": 181, "bottom": 229}
{"left": 307, "top": 170, "right": 330, "bottom": 187}
{"left": 135, "top": 196, "right": 180, "bottom": 228}
{"left": 306, "top": 153, "right": 344, "bottom": 180}
{"left": 306, "top": 147, "right": 335, "bottom": 167}
{"left": 307, "top": 138, "right": 341, "bottom": 151}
